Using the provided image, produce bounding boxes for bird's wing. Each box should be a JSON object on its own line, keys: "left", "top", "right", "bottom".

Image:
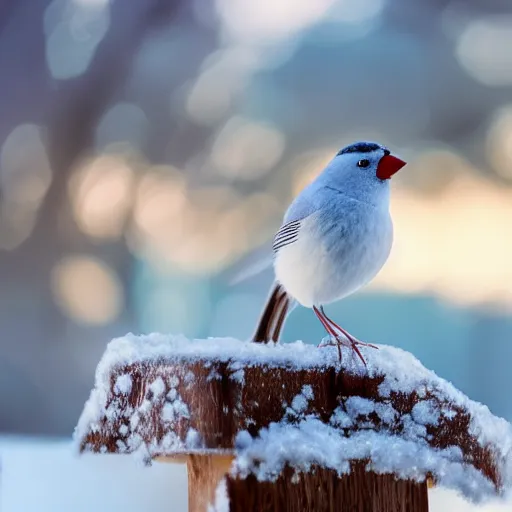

{"left": 272, "top": 220, "right": 302, "bottom": 252}
{"left": 273, "top": 191, "right": 320, "bottom": 253}
{"left": 228, "top": 188, "right": 321, "bottom": 283}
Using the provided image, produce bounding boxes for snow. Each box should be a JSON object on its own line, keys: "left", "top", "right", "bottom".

{"left": 288, "top": 385, "right": 314, "bottom": 416}
{"left": 149, "top": 377, "right": 166, "bottom": 398}
{"left": 233, "top": 420, "right": 493, "bottom": 501}
{"left": 1, "top": 436, "right": 511, "bottom": 512}
{"left": 412, "top": 400, "right": 441, "bottom": 426}
{"left": 74, "top": 333, "right": 512, "bottom": 504}
{"left": 114, "top": 374, "right": 132, "bottom": 394}
{"left": 0, "top": 436, "right": 187, "bottom": 512}
{"left": 208, "top": 478, "right": 230, "bottom": 512}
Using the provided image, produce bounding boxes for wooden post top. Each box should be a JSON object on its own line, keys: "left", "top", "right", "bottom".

{"left": 74, "top": 334, "right": 512, "bottom": 505}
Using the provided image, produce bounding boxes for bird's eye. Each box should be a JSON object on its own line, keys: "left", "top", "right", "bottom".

{"left": 357, "top": 159, "right": 370, "bottom": 168}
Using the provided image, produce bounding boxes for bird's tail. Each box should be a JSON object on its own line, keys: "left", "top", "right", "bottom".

{"left": 252, "top": 282, "right": 292, "bottom": 343}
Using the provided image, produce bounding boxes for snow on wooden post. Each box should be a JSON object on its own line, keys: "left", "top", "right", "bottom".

{"left": 74, "top": 335, "right": 512, "bottom": 512}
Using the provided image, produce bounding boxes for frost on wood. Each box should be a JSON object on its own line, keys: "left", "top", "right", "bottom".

{"left": 74, "top": 333, "right": 512, "bottom": 503}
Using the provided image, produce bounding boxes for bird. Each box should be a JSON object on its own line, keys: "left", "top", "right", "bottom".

{"left": 252, "top": 141, "right": 406, "bottom": 364}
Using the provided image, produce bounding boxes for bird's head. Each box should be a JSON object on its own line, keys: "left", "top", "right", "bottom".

{"left": 336, "top": 141, "right": 406, "bottom": 181}
{"left": 316, "top": 141, "right": 407, "bottom": 204}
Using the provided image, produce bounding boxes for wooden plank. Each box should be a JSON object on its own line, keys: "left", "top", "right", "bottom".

{"left": 226, "top": 463, "right": 428, "bottom": 512}
{"left": 187, "top": 454, "right": 234, "bottom": 512}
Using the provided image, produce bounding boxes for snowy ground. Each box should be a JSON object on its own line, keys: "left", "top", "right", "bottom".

{"left": 0, "top": 436, "right": 510, "bottom": 511}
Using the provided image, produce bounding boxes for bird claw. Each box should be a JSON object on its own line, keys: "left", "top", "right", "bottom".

{"left": 317, "top": 335, "right": 360, "bottom": 364}
{"left": 313, "top": 306, "right": 378, "bottom": 366}
{"left": 317, "top": 336, "right": 350, "bottom": 348}
{"left": 349, "top": 338, "right": 379, "bottom": 350}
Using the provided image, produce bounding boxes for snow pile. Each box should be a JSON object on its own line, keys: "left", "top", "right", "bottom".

{"left": 234, "top": 419, "right": 494, "bottom": 502}
{"left": 74, "top": 333, "right": 512, "bottom": 504}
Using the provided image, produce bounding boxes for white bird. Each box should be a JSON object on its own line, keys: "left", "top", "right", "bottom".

{"left": 253, "top": 141, "right": 407, "bottom": 364}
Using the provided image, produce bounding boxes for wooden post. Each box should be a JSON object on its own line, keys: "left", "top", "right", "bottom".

{"left": 75, "top": 336, "right": 510, "bottom": 512}
{"left": 226, "top": 464, "right": 428, "bottom": 512}
{"left": 187, "top": 455, "right": 233, "bottom": 512}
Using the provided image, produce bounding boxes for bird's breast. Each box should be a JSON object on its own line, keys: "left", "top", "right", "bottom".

{"left": 274, "top": 205, "right": 393, "bottom": 308}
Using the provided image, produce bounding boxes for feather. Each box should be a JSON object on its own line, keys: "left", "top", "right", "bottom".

{"left": 273, "top": 220, "right": 301, "bottom": 253}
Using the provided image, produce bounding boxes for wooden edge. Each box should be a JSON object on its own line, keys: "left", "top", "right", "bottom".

{"left": 154, "top": 454, "right": 235, "bottom": 467}
{"left": 154, "top": 455, "right": 189, "bottom": 464}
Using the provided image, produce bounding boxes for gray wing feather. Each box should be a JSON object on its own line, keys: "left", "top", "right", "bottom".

{"left": 273, "top": 220, "right": 301, "bottom": 253}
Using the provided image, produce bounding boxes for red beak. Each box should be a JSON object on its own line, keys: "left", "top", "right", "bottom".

{"left": 376, "top": 154, "right": 406, "bottom": 180}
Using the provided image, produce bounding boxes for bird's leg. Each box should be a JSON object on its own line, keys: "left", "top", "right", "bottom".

{"left": 313, "top": 306, "right": 343, "bottom": 361}
{"left": 320, "top": 306, "right": 378, "bottom": 349}
{"left": 316, "top": 306, "right": 367, "bottom": 366}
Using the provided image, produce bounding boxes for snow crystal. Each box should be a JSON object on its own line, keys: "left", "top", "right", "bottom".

{"left": 231, "top": 370, "right": 245, "bottom": 383}
{"left": 235, "top": 431, "right": 253, "bottom": 450}
{"left": 330, "top": 407, "right": 353, "bottom": 429}
{"left": 119, "top": 424, "right": 129, "bottom": 436}
{"left": 116, "top": 440, "right": 127, "bottom": 452}
{"left": 442, "top": 408, "right": 458, "bottom": 420}
{"left": 149, "top": 377, "right": 166, "bottom": 399}
{"left": 301, "top": 385, "right": 314, "bottom": 400}
{"left": 286, "top": 385, "right": 315, "bottom": 417}
{"left": 130, "top": 413, "right": 140, "bottom": 430}
{"left": 167, "top": 388, "right": 178, "bottom": 402}
{"left": 114, "top": 374, "right": 132, "bottom": 395}
{"left": 345, "top": 397, "right": 376, "bottom": 418}
{"left": 401, "top": 414, "right": 428, "bottom": 439}
{"left": 169, "top": 375, "right": 180, "bottom": 388}
{"left": 184, "top": 371, "right": 195, "bottom": 385}
{"left": 185, "top": 429, "right": 201, "bottom": 449}
{"left": 412, "top": 400, "right": 441, "bottom": 426}
{"left": 126, "top": 433, "right": 143, "bottom": 453}
{"left": 374, "top": 403, "right": 397, "bottom": 425}
{"left": 290, "top": 395, "right": 308, "bottom": 414}
{"left": 162, "top": 403, "right": 176, "bottom": 423}
{"left": 139, "top": 399, "right": 152, "bottom": 414}
{"left": 162, "top": 399, "right": 189, "bottom": 424}
{"left": 105, "top": 404, "right": 120, "bottom": 422}
{"left": 160, "top": 433, "right": 183, "bottom": 452}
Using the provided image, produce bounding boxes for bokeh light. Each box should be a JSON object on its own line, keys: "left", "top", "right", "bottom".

{"left": 185, "top": 47, "right": 261, "bottom": 126}
{"left": 44, "top": 0, "right": 111, "bottom": 79}
{"left": 51, "top": 254, "right": 122, "bottom": 325}
{"left": 215, "top": 0, "right": 336, "bottom": 43}
{"left": 456, "top": 16, "right": 512, "bottom": 87}
{"left": 486, "top": 105, "right": 512, "bottom": 180}
{"left": 210, "top": 117, "right": 286, "bottom": 180}
{"left": 371, "top": 173, "right": 512, "bottom": 310}
{"left": 69, "top": 153, "right": 135, "bottom": 239}
{"left": 0, "top": 124, "right": 52, "bottom": 250}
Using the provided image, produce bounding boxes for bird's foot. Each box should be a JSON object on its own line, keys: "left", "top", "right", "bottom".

{"left": 313, "top": 306, "right": 378, "bottom": 366}
{"left": 347, "top": 337, "right": 379, "bottom": 350}
{"left": 317, "top": 336, "right": 351, "bottom": 349}
{"left": 318, "top": 334, "right": 363, "bottom": 364}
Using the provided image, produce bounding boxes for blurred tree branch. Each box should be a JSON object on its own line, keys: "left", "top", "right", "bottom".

{"left": 0, "top": 0, "right": 182, "bottom": 435}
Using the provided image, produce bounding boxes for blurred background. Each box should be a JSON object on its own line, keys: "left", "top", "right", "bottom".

{"left": 1, "top": 0, "right": 512, "bottom": 444}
